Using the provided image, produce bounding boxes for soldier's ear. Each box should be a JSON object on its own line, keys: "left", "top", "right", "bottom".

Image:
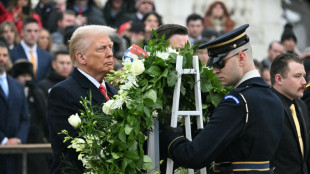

{"left": 238, "top": 51, "right": 247, "bottom": 66}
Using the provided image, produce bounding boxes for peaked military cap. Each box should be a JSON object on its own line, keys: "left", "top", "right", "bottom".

{"left": 199, "top": 24, "right": 250, "bottom": 65}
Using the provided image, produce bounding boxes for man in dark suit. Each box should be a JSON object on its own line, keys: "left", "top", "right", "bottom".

{"left": 164, "top": 24, "right": 284, "bottom": 173}
{"left": 10, "top": 18, "right": 52, "bottom": 83}
{"left": 0, "top": 41, "right": 30, "bottom": 174}
{"left": 47, "top": 25, "right": 118, "bottom": 173}
{"left": 270, "top": 53, "right": 309, "bottom": 174}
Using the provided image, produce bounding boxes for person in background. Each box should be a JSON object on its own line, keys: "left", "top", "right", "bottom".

{"left": 150, "top": 24, "right": 190, "bottom": 49}
{"left": 37, "top": 28, "right": 53, "bottom": 52}
{"left": 270, "top": 53, "right": 309, "bottom": 174}
{"left": 164, "top": 24, "right": 284, "bottom": 173}
{"left": 38, "top": 49, "right": 72, "bottom": 100}
{"left": 260, "top": 67, "right": 271, "bottom": 86}
{"left": 0, "top": 21, "right": 20, "bottom": 50}
{"left": 109, "top": 33, "right": 127, "bottom": 71}
{"left": 186, "top": 13, "right": 204, "bottom": 46}
{"left": 253, "top": 59, "right": 262, "bottom": 71}
{"left": 118, "top": 21, "right": 132, "bottom": 47}
{"left": 4, "top": 0, "right": 43, "bottom": 36}
{"left": 261, "top": 41, "right": 284, "bottom": 69}
{"left": 202, "top": 27, "right": 219, "bottom": 41}
{"left": 11, "top": 59, "right": 50, "bottom": 174}
{"left": 103, "top": 0, "right": 133, "bottom": 29}
{"left": 66, "top": 0, "right": 106, "bottom": 26}
{"left": 194, "top": 38, "right": 210, "bottom": 66}
{"left": 50, "top": 10, "right": 76, "bottom": 46}
{"left": 128, "top": 21, "right": 146, "bottom": 46}
{"left": 0, "top": 41, "right": 30, "bottom": 174}
{"left": 281, "top": 23, "right": 301, "bottom": 56}
{"left": 47, "top": 25, "right": 118, "bottom": 173}
{"left": 10, "top": 18, "right": 52, "bottom": 83}
{"left": 142, "top": 11, "right": 163, "bottom": 41}
{"left": 203, "top": 1, "right": 235, "bottom": 34}
{"left": 131, "top": 0, "right": 155, "bottom": 23}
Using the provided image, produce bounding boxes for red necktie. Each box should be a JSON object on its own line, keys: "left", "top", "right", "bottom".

{"left": 99, "top": 84, "right": 110, "bottom": 101}
{"left": 78, "top": 9, "right": 83, "bottom": 15}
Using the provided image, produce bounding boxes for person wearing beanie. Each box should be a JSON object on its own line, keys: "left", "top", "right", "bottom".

{"left": 281, "top": 23, "right": 300, "bottom": 56}
{"left": 132, "top": 0, "right": 155, "bottom": 22}
{"left": 11, "top": 59, "right": 51, "bottom": 174}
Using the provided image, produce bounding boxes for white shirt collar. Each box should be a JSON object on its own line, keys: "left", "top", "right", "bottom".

{"left": 0, "top": 72, "right": 7, "bottom": 79}
{"left": 77, "top": 68, "right": 107, "bottom": 88}
{"left": 235, "top": 69, "right": 260, "bottom": 88}
{"left": 21, "top": 40, "right": 37, "bottom": 52}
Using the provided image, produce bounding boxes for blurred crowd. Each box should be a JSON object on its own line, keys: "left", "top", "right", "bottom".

{"left": 0, "top": 0, "right": 310, "bottom": 173}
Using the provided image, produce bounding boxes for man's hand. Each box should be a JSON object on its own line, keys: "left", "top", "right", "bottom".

{"left": 6, "top": 138, "right": 21, "bottom": 145}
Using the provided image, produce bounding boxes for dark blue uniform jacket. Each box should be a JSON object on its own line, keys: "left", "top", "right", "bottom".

{"left": 169, "top": 77, "right": 284, "bottom": 173}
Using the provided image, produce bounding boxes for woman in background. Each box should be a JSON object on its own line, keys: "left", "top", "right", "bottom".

{"left": 37, "top": 28, "right": 52, "bottom": 52}
{"left": 142, "top": 11, "right": 162, "bottom": 41}
{"left": 0, "top": 21, "right": 20, "bottom": 50}
{"left": 203, "top": 1, "right": 235, "bottom": 34}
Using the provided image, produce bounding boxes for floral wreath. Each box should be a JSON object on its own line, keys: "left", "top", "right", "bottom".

{"left": 60, "top": 32, "right": 231, "bottom": 174}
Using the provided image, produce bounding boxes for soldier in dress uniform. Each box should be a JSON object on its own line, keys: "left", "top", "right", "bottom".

{"left": 164, "top": 24, "right": 285, "bottom": 173}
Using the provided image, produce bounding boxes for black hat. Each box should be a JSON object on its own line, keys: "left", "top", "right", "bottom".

{"left": 199, "top": 24, "right": 250, "bottom": 65}
{"left": 281, "top": 23, "right": 297, "bottom": 43}
{"left": 11, "top": 60, "right": 33, "bottom": 78}
{"left": 129, "top": 22, "right": 145, "bottom": 33}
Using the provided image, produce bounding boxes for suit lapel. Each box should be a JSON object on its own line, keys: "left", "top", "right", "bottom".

{"left": 71, "top": 68, "right": 106, "bottom": 104}
{"left": 0, "top": 85, "right": 7, "bottom": 103}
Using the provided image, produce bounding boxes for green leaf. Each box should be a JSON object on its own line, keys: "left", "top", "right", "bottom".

{"left": 143, "top": 107, "right": 151, "bottom": 117}
{"left": 125, "top": 151, "right": 140, "bottom": 160}
{"left": 112, "top": 152, "right": 120, "bottom": 159}
{"left": 124, "top": 124, "right": 133, "bottom": 135}
{"left": 118, "top": 131, "right": 126, "bottom": 143}
{"left": 143, "top": 89, "right": 157, "bottom": 103}
{"left": 167, "top": 70, "right": 178, "bottom": 87}
{"left": 146, "top": 66, "right": 161, "bottom": 77}
{"left": 143, "top": 155, "right": 152, "bottom": 163}
{"left": 121, "top": 158, "right": 128, "bottom": 171}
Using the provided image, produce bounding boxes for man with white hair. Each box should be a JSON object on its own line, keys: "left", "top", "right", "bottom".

{"left": 47, "top": 25, "right": 118, "bottom": 173}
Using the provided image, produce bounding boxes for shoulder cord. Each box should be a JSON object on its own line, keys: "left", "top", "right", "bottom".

{"left": 239, "top": 92, "right": 249, "bottom": 137}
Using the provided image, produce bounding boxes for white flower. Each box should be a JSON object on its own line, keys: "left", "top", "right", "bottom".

{"left": 130, "top": 59, "right": 145, "bottom": 75}
{"left": 126, "top": 75, "right": 138, "bottom": 87}
{"left": 167, "top": 47, "right": 178, "bottom": 54}
{"left": 68, "top": 113, "right": 81, "bottom": 128}
{"left": 102, "top": 100, "right": 114, "bottom": 115}
{"left": 111, "top": 99, "right": 123, "bottom": 109}
{"left": 123, "top": 58, "right": 132, "bottom": 70}
{"left": 71, "top": 138, "right": 86, "bottom": 152}
{"left": 156, "top": 51, "right": 170, "bottom": 60}
{"left": 152, "top": 110, "right": 158, "bottom": 118}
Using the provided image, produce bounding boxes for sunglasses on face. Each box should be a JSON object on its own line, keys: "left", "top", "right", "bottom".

{"left": 213, "top": 49, "right": 248, "bottom": 69}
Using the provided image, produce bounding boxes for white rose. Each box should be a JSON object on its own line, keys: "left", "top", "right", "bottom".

{"left": 102, "top": 100, "right": 114, "bottom": 115}
{"left": 68, "top": 113, "right": 81, "bottom": 128}
{"left": 130, "top": 60, "right": 145, "bottom": 75}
